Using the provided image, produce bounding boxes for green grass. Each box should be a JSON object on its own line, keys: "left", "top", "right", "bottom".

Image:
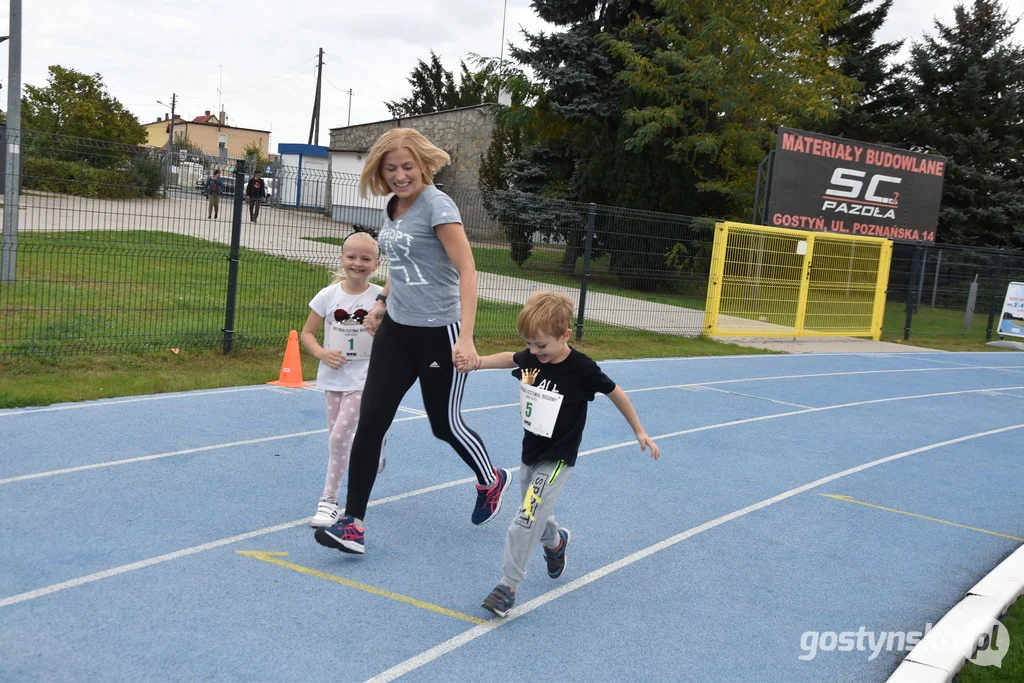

{"left": 1, "top": 231, "right": 328, "bottom": 353}
{"left": 304, "top": 236, "right": 709, "bottom": 312}
{"left": 879, "top": 302, "right": 1008, "bottom": 351}
{"left": 0, "top": 316, "right": 767, "bottom": 408}
{"left": 307, "top": 238, "right": 708, "bottom": 310}
{"left": 470, "top": 244, "right": 1007, "bottom": 351}
{"left": 0, "top": 231, "right": 770, "bottom": 408}
{"left": 470, "top": 245, "right": 709, "bottom": 310}
{"left": 315, "top": 235, "right": 1014, "bottom": 352}
{"left": 955, "top": 597, "right": 1023, "bottom": 682}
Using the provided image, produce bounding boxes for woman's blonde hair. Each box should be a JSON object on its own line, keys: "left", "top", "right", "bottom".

{"left": 359, "top": 128, "right": 451, "bottom": 198}
{"left": 330, "top": 230, "right": 380, "bottom": 285}
{"left": 517, "top": 291, "right": 574, "bottom": 339}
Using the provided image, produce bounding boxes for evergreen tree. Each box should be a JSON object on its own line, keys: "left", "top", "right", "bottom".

{"left": 499, "top": 0, "right": 701, "bottom": 282}
{"left": 385, "top": 52, "right": 493, "bottom": 118}
{"left": 900, "top": 0, "right": 1024, "bottom": 247}
{"left": 821, "top": 0, "right": 907, "bottom": 143}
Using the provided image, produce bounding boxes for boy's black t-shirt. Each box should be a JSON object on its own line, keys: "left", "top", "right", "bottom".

{"left": 512, "top": 347, "right": 616, "bottom": 467}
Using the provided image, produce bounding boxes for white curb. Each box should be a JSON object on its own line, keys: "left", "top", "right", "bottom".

{"left": 885, "top": 660, "right": 948, "bottom": 682}
{"left": 887, "top": 545, "right": 1024, "bottom": 681}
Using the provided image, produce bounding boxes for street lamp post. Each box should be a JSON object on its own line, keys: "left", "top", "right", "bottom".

{"left": 156, "top": 94, "right": 177, "bottom": 197}
{"left": 2, "top": 0, "right": 23, "bottom": 284}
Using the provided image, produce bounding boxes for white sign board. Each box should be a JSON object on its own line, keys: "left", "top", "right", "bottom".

{"left": 998, "top": 282, "right": 1024, "bottom": 338}
{"left": 519, "top": 384, "right": 564, "bottom": 438}
{"left": 325, "top": 325, "right": 373, "bottom": 359}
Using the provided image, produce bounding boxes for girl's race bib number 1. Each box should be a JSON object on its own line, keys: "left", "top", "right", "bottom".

{"left": 520, "top": 384, "right": 563, "bottom": 438}
{"left": 326, "top": 325, "right": 373, "bottom": 359}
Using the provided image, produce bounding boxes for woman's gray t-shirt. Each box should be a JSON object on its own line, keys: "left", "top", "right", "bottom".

{"left": 377, "top": 184, "right": 463, "bottom": 327}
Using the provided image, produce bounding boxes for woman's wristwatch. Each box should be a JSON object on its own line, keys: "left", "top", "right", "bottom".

{"left": 375, "top": 293, "right": 388, "bottom": 306}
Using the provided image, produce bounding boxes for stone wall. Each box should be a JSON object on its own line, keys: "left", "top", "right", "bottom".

{"left": 327, "top": 104, "right": 498, "bottom": 192}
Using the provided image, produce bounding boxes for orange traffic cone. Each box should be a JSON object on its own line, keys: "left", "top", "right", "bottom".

{"left": 268, "top": 330, "right": 314, "bottom": 388}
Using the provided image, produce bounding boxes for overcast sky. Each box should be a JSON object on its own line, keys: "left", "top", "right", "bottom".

{"left": 2, "top": 0, "right": 1021, "bottom": 154}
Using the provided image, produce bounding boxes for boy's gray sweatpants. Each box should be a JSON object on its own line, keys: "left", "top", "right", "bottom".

{"left": 501, "top": 459, "right": 573, "bottom": 591}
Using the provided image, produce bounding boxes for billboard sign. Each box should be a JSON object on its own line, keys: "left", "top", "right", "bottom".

{"left": 767, "top": 127, "right": 947, "bottom": 244}
{"left": 998, "top": 282, "right": 1024, "bottom": 338}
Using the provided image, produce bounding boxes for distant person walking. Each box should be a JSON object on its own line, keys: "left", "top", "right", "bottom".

{"left": 246, "top": 172, "right": 267, "bottom": 223}
{"left": 205, "top": 170, "right": 222, "bottom": 219}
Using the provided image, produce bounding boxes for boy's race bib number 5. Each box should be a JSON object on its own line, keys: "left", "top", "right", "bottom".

{"left": 326, "top": 325, "right": 373, "bottom": 359}
{"left": 520, "top": 384, "right": 563, "bottom": 438}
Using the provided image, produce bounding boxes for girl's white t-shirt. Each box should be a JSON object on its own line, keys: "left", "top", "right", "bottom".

{"left": 308, "top": 281, "right": 383, "bottom": 391}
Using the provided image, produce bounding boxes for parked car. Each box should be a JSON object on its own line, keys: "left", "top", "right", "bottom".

{"left": 197, "top": 174, "right": 235, "bottom": 197}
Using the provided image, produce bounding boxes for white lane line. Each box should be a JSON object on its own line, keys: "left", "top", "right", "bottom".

{"left": 397, "top": 406, "right": 427, "bottom": 416}
{"left": 0, "top": 519, "right": 311, "bottom": 608}
{"left": 698, "top": 386, "right": 811, "bottom": 409}
{"left": 4, "top": 361, "right": 1022, "bottom": 418}
{"left": 881, "top": 353, "right": 1024, "bottom": 374}
{"left": 5, "top": 371, "right": 1023, "bottom": 485}
{"left": 0, "top": 414, "right": 421, "bottom": 485}
{"left": 617, "top": 366, "right": 1024, "bottom": 397}
{"left": 367, "top": 422, "right": 1024, "bottom": 682}
{"left": 597, "top": 352, "right": 954, "bottom": 364}
{"left": 0, "top": 471, "right": 498, "bottom": 610}
{"left": 680, "top": 365, "right": 1024, "bottom": 388}
{"left": 3, "top": 386, "right": 1020, "bottom": 609}
{"left": 978, "top": 390, "right": 1024, "bottom": 399}
{"left": 0, "top": 386, "right": 269, "bottom": 417}
{"left": 641, "top": 386, "right": 1024, "bottom": 443}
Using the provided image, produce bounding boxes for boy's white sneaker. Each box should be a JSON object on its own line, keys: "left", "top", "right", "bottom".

{"left": 311, "top": 498, "right": 341, "bottom": 528}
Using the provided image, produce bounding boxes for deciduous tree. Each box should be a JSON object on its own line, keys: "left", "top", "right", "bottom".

{"left": 602, "top": 0, "right": 860, "bottom": 217}
{"left": 23, "top": 65, "right": 147, "bottom": 167}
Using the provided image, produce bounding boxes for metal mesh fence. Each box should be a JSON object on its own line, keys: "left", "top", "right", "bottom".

{"left": 888, "top": 242, "right": 1024, "bottom": 340}
{"left": 2, "top": 129, "right": 1022, "bottom": 355}
{"left": 448, "top": 186, "right": 714, "bottom": 339}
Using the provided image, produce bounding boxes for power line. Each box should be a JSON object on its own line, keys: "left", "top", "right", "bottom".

{"left": 323, "top": 74, "right": 348, "bottom": 92}
{"left": 216, "top": 54, "right": 319, "bottom": 98}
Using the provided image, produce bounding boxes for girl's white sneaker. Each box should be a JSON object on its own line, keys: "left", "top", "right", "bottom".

{"left": 311, "top": 498, "right": 341, "bottom": 528}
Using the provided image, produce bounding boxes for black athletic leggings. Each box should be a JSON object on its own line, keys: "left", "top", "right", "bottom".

{"left": 344, "top": 313, "right": 495, "bottom": 520}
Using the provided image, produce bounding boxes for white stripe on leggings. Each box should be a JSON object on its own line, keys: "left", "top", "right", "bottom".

{"left": 445, "top": 322, "right": 494, "bottom": 484}
{"left": 446, "top": 322, "right": 492, "bottom": 479}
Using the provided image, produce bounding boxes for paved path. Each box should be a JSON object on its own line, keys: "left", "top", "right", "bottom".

{"left": 715, "top": 336, "right": 937, "bottom": 353}
{"left": 15, "top": 192, "right": 927, "bottom": 353}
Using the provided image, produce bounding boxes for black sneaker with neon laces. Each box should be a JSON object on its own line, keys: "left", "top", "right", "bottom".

{"left": 543, "top": 528, "right": 571, "bottom": 578}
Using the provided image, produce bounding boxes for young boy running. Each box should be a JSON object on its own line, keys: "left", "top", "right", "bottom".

{"left": 457, "top": 291, "right": 660, "bottom": 617}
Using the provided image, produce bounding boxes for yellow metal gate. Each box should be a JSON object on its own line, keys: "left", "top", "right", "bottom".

{"left": 704, "top": 222, "right": 893, "bottom": 339}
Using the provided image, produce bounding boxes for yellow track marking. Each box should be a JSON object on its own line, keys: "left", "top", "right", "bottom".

{"left": 820, "top": 495, "right": 1024, "bottom": 542}
{"left": 236, "top": 551, "right": 487, "bottom": 624}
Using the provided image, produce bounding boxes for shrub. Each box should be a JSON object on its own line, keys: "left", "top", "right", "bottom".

{"left": 128, "top": 153, "right": 166, "bottom": 197}
{"left": 23, "top": 157, "right": 142, "bottom": 199}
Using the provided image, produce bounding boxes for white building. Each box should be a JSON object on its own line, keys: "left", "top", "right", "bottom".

{"left": 277, "top": 143, "right": 330, "bottom": 210}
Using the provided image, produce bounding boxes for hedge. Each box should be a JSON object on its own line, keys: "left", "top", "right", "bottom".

{"left": 24, "top": 157, "right": 144, "bottom": 199}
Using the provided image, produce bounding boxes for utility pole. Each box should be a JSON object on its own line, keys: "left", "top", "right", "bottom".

{"left": 164, "top": 93, "right": 176, "bottom": 198}
{"left": 1, "top": 0, "right": 23, "bottom": 284}
{"left": 346, "top": 89, "right": 353, "bottom": 126}
{"left": 497, "top": 0, "right": 512, "bottom": 105}
{"left": 308, "top": 48, "right": 324, "bottom": 145}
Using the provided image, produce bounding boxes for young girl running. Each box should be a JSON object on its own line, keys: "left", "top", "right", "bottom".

{"left": 300, "top": 231, "right": 383, "bottom": 528}
{"left": 314, "top": 128, "right": 511, "bottom": 555}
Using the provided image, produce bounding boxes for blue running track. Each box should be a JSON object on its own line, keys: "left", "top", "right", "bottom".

{"left": 2, "top": 352, "right": 1023, "bottom": 681}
